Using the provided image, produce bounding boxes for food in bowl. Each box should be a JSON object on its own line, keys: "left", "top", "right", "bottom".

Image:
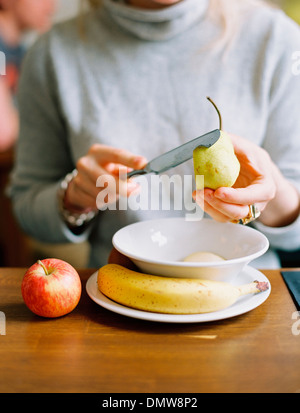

{"left": 182, "top": 251, "right": 226, "bottom": 262}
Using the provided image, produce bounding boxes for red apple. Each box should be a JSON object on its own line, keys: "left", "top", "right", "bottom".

{"left": 21, "top": 258, "right": 82, "bottom": 318}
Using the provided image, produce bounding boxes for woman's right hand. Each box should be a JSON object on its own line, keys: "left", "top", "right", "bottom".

{"left": 63, "top": 144, "right": 147, "bottom": 213}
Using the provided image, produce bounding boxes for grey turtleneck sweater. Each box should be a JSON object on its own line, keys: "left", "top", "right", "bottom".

{"left": 9, "top": 0, "right": 300, "bottom": 268}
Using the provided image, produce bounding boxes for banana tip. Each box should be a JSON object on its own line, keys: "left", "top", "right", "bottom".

{"left": 255, "top": 281, "right": 269, "bottom": 292}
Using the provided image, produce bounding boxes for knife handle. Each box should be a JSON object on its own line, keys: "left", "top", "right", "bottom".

{"left": 127, "top": 169, "right": 148, "bottom": 178}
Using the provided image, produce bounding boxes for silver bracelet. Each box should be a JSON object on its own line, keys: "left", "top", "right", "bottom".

{"left": 57, "top": 169, "right": 98, "bottom": 227}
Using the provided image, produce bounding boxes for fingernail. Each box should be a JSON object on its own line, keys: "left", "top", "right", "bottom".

{"left": 205, "top": 190, "right": 213, "bottom": 200}
{"left": 192, "top": 190, "right": 204, "bottom": 202}
{"left": 134, "top": 156, "right": 145, "bottom": 164}
{"left": 135, "top": 157, "right": 147, "bottom": 169}
{"left": 196, "top": 190, "right": 205, "bottom": 197}
{"left": 214, "top": 190, "right": 225, "bottom": 199}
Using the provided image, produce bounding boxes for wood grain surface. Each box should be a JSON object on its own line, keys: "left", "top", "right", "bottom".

{"left": 0, "top": 267, "right": 299, "bottom": 393}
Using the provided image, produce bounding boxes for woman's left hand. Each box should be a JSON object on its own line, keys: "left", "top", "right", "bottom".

{"left": 192, "top": 133, "right": 300, "bottom": 227}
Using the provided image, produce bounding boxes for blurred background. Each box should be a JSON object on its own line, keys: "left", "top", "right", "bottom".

{"left": 54, "top": 0, "right": 80, "bottom": 21}
{"left": 282, "top": 0, "right": 300, "bottom": 24}
{"left": 0, "top": 0, "right": 299, "bottom": 268}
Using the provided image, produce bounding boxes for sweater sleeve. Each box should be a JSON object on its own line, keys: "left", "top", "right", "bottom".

{"left": 253, "top": 11, "right": 300, "bottom": 252}
{"left": 9, "top": 34, "right": 91, "bottom": 244}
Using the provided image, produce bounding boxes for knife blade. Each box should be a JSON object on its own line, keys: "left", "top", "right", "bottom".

{"left": 127, "top": 129, "right": 220, "bottom": 178}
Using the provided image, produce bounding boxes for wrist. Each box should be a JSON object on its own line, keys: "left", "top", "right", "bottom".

{"left": 57, "top": 169, "right": 98, "bottom": 227}
{"left": 260, "top": 164, "right": 300, "bottom": 227}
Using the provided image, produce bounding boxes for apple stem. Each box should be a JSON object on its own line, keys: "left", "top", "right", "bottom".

{"left": 37, "top": 260, "right": 49, "bottom": 275}
{"left": 207, "top": 96, "right": 223, "bottom": 130}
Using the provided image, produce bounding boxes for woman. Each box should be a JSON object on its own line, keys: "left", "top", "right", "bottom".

{"left": 9, "top": 0, "right": 300, "bottom": 268}
{"left": 0, "top": 0, "right": 56, "bottom": 152}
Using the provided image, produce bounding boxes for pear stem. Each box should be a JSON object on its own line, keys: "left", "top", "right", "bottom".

{"left": 207, "top": 96, "right": 223, "bottom": 130}
{"left": 37, "top": 260, "right": 48, "bottom": 275}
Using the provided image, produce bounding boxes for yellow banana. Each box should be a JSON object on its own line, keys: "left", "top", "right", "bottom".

{"left": 97, "top": 264, "right": 269, "bottom": 314}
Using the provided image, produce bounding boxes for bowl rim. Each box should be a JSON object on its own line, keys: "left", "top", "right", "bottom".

{"left": 112, "top": 217, "right": 270, "bottom": 268}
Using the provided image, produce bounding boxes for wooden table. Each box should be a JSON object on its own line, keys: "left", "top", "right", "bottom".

{"left": 0, "top": 267, "right": 299, "bottom": 396}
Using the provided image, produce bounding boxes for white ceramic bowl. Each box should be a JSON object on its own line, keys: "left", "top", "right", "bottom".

{"left": 112, "top": 217, "right": 269, "bottom": 282}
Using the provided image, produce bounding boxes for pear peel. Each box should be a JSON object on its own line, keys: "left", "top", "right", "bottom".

{"left": 193, "top": 98, "right": 240, "bottom": 190}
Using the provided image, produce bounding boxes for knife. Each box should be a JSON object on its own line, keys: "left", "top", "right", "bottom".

{"left": 127, "top": 129, "right": 221, "bottom": 178}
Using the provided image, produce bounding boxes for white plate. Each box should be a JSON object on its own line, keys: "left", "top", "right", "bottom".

{"left": 86, "top": 266, "right": 271, "bottom": 323}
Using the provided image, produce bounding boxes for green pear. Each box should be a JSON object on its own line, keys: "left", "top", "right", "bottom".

{"left": 193, "top": 130, "right": 240, "bottom": 190}
{"left": 193, "top": 98, "right": 240, "bottom": 190}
